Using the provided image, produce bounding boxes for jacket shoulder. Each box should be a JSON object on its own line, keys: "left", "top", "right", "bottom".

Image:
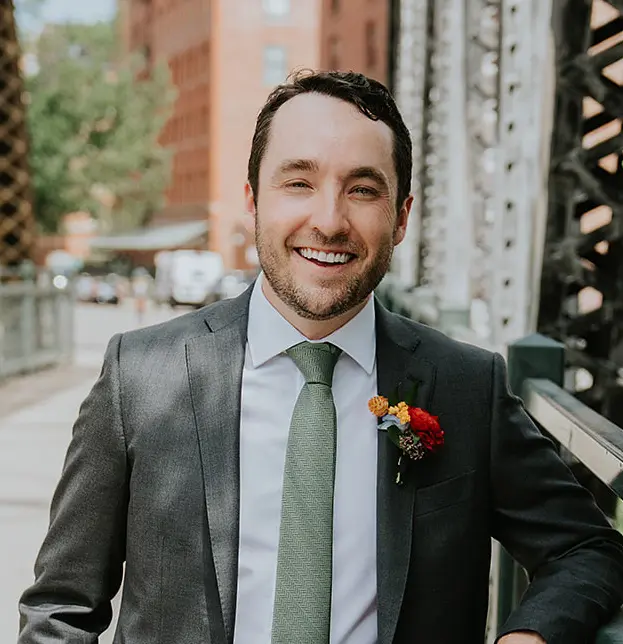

{"left": 117, "top": 307, "right": 208, "bottom": 350}
{"left": 385, "top": 308, "right": 498, "bottom": 370}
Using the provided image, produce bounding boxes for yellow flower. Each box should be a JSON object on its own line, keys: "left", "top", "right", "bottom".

{"left": 368, "top": 395, "right": 389, "bottom": 417}
{"left": 397, "top": 408, "right": 411, "bottom": 424}
{"left": 388, "top": 401, "right": 410, "bottom": 424}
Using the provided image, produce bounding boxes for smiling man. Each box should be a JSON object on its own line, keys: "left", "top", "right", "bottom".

{"left": 18, "top": 71, "right": 623, "bottom": 644}
{"left": 248, "top": 86, "right": 408, "bottom": 339}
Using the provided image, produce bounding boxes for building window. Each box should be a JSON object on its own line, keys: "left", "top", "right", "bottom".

{"left": 263, "top": 45, "right": 287, "bottom": 86}
{"left": 170, "top": 56, "right": 179, "bottom": 84}
{"left": 365, "top": 20, "right": 377, "bottom": 69}
{"left": 263, "top": 0, "right": 290, "bottom": 18}
{"left": 141, "top": 44, "right": 152, "bottom": 69}
{"left": 328, "top": 36, "right": 340, "bottom": 70}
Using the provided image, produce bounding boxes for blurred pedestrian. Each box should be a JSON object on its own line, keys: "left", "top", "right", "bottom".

{"left": 132, "top": 275, "right": 149, "bottom": 326}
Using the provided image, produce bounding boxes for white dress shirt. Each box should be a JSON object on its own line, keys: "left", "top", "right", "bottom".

{"left": 233, "top": 275, "right": 379, "bottom": 644}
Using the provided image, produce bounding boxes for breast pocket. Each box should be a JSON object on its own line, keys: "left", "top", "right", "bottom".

{"left": 414, "top": 469, "right": 476, "bottom": 518}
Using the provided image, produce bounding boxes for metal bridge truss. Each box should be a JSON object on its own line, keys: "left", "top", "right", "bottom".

{"left": 393, "top": 0, "right": 555, "bottom": 351}
{"left": 394, "top": 0, "right": 476, "bottom": 329}
{"left": 538, "top": 0, "right": 623, "bottom": 428}
{"left": 0, "top": 0, "right": 34, "bottom": 269}
{"left": 394, "top": 0, "right": 622, "bottom": 418}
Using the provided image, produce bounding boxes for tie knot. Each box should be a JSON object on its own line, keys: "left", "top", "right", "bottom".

{"left": 286, "top": 342, "right": 341, "bottom": 386}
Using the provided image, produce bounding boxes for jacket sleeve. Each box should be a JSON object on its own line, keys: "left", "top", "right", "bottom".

{"left": 18, "top": 333, "right": 129, "bottom": 643}
{"left": 490, "top": 352, "right": 623, "bottom": 644}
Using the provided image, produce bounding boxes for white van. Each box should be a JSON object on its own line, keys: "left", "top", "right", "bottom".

{"left": 155, "top": 250, "right": 224, "bottom": 307}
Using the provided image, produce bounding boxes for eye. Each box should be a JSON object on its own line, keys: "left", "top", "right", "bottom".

{"left": 285, "top": 181, "right": 311, "bottom": 189}
{"left": 352, "top": 186, "right": 378, "bottom": 197}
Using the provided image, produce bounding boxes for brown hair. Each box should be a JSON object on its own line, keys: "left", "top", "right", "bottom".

{"left": 247, "top": 69, "right": 412, "bottom": 210}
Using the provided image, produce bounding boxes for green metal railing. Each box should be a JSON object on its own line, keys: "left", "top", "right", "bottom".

{"left": 502, "top": 334, "right": 623, "bottom": 643}
{"left": 375, "top": 281, "right": 623, "bottom": 642}
{"left": 0, "top": 281, "right": 74, "bottom": 380}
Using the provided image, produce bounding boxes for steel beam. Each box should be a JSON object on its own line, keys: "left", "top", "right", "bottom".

{"left": 538, "top": 0, "right": 623, "bottom": 425}
{"left": 393, "top": 0, "right": 433, "bottom": 287}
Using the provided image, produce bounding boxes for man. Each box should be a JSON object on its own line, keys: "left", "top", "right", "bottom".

{"left": 18, "top": 71, "right": 623, "bottom": 644}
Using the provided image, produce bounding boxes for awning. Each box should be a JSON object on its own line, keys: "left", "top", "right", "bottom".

{"left": 89, "top": 221, "right": 209, "bottom": 251}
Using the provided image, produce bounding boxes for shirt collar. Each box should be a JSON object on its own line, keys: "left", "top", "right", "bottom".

{"left": 247, "top": 273, "right": 376, "bottom": 374}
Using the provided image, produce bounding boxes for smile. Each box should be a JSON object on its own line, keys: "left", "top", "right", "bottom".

{"left": 295, "top": 247, "right": 355, "bottom": 265}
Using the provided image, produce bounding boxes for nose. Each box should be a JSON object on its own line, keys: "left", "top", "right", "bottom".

{"left": 309, "top": 190, "right": 350, "bottom": 239}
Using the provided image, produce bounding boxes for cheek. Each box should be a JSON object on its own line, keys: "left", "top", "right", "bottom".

{"left": 258, "top": 193, "right": 310, "bottom": 233}
{"left": 354, "top": 209, "right": 396, "bottom": 248}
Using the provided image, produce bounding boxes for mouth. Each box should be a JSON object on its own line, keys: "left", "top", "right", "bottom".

{"left": 294, "top": 247, "right": 357, "bottom": 268}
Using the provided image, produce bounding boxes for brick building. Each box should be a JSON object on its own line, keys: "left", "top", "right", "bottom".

{"left": 320, "top": 0, "right": 393, "bottom": 86}
{"left": 120, "top": 0, "right": 391, "bottom": 269}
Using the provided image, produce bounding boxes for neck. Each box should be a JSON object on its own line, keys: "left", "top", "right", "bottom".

{"left": 261, "top": 279, "right": 369, "bottom": 341}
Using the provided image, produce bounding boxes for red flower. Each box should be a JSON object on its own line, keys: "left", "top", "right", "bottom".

{"left": 408, "top": 407, "right": 444, "bottom": 452}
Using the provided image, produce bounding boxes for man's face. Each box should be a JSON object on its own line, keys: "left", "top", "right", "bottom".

{"left": 246, "top": 92, "right": 411, "bottom": 321}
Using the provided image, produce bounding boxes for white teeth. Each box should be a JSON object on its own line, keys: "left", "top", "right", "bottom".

{"left": 298, "top": 248, "right": 352, "bottom": 264}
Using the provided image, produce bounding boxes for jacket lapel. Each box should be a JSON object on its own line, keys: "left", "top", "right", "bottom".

{"left": 375, "top": 301, "right": 437, "bottom": 644}
{"left": 185, "top": 290, "right": 437, "bottom": 644}
{"left": 186, "top": 289, "right": 252, "bottom": 644}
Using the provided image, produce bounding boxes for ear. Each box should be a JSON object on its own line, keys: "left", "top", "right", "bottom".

{"left": 393, "top": 194, "right": 413, "bottom": 246}
{"left": 243, "top": 182, "right": 256, "bottom": 234}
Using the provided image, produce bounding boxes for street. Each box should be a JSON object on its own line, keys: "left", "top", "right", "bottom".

{"left": 0, "top": 299, "right": 183, "bottom": 642}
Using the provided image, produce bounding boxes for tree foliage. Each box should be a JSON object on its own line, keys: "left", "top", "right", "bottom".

{"left": 24, "top": 19, "right": 176, "bottom": 233}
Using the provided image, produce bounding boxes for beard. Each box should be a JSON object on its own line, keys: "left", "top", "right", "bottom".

{"left": 255, "top": 215, "right": 395, "bottom": 321}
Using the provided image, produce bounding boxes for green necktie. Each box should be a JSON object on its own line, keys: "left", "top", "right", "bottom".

{"left": 271, "top": 341, "right": 342, "bottom": 644}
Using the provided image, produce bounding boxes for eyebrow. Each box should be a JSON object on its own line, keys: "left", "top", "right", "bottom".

{"left": 347, "top": 166, "right": 390, "bottom": 192}
{"left": 273, "top": 159, "right": 390, "bottom": 191}
{"left": 273, "top": 158, "right": 319, "bottom": 178}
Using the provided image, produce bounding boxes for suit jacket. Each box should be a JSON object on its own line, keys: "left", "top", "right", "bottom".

{"left": 18, "top": 287, "right": 623, "bottom": 644}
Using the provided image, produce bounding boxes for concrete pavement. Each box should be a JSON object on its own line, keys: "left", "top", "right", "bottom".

{"left": 0, "top": 379, "right": 108, "bottom": 640}
{"left": 1, "top": 299, "right": 182, "bottom": 642}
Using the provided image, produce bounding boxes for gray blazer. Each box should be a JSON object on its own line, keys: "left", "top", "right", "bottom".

{"left": 18, "top": 287, "right": 623, "bottom": 644}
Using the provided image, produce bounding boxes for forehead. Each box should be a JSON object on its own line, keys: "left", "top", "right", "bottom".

{"left": 262, "top": 92, "right": 395, "bottom": 176}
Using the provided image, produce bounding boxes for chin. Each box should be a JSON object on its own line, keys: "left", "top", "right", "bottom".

{"left": 261, "top": 254, "right": 377, "bottom": 320}
{"left": 294, "top": 303, "right": 349, "bottom": 321}
{"left": 291, "top": 284, "right": 364, "bottom": 320}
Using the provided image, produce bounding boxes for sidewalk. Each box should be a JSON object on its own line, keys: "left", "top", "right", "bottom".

{"left": 0, "top": 372, "right": 118, "bottom": 642}
{"left": 1, "top": 301, "right": 182, "bottom": 640}
{"left": 0, "top": 363, "right": 99, "bottom": 420}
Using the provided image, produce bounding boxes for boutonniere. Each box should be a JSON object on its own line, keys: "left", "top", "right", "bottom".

{"left": 368, "top": 387, "right": 444, "bottom": 486}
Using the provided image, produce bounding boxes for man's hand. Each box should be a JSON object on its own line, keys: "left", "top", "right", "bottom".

{"left": 498, "top": 632, "right": 546, "bottom": 644}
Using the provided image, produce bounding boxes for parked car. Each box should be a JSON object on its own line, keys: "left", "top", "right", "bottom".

{"left": 74, "top": 274, "right": 96, "bottom": 302}
{"left": 154, "top": 250, "right": 224, "bottom": 308}
{"left": 74, "top": 273, "right": 122, "bottom": 305}
{"left": 95, "top": 276, "right": 120, "bottom": 305}
{"left": 217, "top": 270, "right": 257, "bottom": 301}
